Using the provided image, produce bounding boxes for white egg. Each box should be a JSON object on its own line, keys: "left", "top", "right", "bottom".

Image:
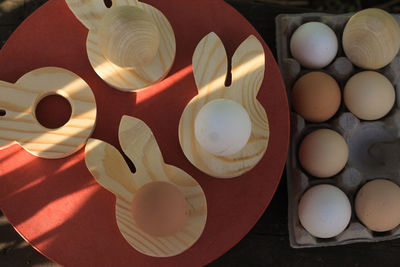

{"left": 290, "top": 22, "right": 338, "bottom": 69}
{"left": 194, "top": 98, "right": 251, "bottom": 156}
{"left": 298, "top": 184, "right": 351, "bottom": 238}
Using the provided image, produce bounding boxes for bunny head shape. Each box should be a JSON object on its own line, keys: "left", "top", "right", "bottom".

{"left": 65, "top": 0, "right": 176, "bottom": 92}
{"left": 179, "top": 32, "right": 269, "bottom": 178}
{"left": 0, "top": 67, "right": 96, "bottom": 159}
{"left": 85, "top": 116, "right": 207, "bottom": 257}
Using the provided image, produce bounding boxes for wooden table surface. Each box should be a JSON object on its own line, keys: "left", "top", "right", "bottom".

{"left": 0, "top": 0, "right": 400, "bottom": 266}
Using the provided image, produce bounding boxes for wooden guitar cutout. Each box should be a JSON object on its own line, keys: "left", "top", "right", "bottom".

{"left": 179, "top": 32, "right": 269, "bottom": 178}
{"left": 65, "top": 0, "right": 176, "bottom": 92}
{"left": 0, "top": 67, "right": 97, "bottom": 159}
{"left": 85, "top": 115, "right": 207, "bottom": 257}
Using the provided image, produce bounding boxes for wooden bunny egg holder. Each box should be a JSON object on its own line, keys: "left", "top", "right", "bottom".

{"left": 85, "top": 115, "right": 207, "bottom": 258}
{"left": 65, "top": 0, "right": 176, "bottom": 92}
{"left": 179, "top": 32, "right": 270, "bottom": 178}
{"left": 0, "top": 67, "right": 97, "bottom": 159}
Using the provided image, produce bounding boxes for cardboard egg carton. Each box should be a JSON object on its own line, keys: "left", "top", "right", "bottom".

{"left": 276, "top": 12, "right": 400, "bottom": 248}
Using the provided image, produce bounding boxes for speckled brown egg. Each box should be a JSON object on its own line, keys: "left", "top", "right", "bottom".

{"left": 292, "top": 72, "right": 341, "bottom": 122}
{"left": 131, "top": 181, "right": 189, "bottom": 236}
{"left": 355, "top": 179, "right": 400, "bottom": 232}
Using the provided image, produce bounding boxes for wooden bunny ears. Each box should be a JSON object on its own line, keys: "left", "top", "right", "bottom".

{"left": 0, "top": 67, "right": 96, "bottom": 159}
{"left": 179, "top": 32, "right": 269, "bottom": 178}
{"left": 85, "top": 116, "right": 207, "bottom": 257}
{"left": 65, "top": 0, "right": 176, "bottom": 92}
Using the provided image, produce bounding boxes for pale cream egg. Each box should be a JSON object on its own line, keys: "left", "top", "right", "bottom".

{"left": 344, "top": 71, "right": 395, "bottom": 120}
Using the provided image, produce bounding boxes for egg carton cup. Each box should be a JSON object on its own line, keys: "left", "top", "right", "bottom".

{"left": 276, "top": 12, "right": 400, "bottom": 248}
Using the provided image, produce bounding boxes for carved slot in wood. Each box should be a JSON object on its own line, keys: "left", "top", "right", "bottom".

{"left": 121, "top": 150, "right": 136, "bottom": 174}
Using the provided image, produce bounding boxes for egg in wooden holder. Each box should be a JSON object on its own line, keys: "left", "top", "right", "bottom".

{"left": 0, "top": 67, "right": 97, "bottom": 159}
{"left": 65, "top": 0, "right": 176, "bottom": 91}
{"left": 179, "top": 32, "right": 269, "bottom": 178}
{"left": 85, "top": 116, "right": 207, "bottom": 257}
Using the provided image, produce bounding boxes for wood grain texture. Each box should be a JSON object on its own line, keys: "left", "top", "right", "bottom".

{"left": 0, "top": 67, "right": 96, "bottom": 159}
{"left": 65, "top": 0, "right": 176, "bottom": 91}
{"left": 65, "top": 0, "right": 109, "bottom": 30}
{"left": 343, "top": 8, "right": 400, "bottom": 70}
{"left": 85, "top": 115, "right": 207, "bottom": 257}
{"left": 179, "top": 32, "right": 269, "bottom": 178}
{"left": 97, "top": 6, "right": 160, "bottom": 69}
{"left": 65, "top": 0, "right": 140, "bottom": 30}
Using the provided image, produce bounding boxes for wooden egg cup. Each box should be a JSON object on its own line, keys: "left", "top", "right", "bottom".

{"left": 0, "top": 67, "right": 96, "bottom": 159}
{"left": 342, "top": 8, "right": 400, "bottom": 70}
{"left": 65, "top": 0, "right": 176, "bottom": 92}
{"left": 85, "top": 115, "right": 207, "bottom": 257}
{"left": 179, "top": 32, "right": 269, "bottom": 178}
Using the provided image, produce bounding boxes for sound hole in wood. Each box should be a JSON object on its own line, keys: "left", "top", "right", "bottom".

{"left": 35, "top": 94, "right": 72, "bottom": 129}
{"left": 0, "top": 110, "right": 5, "bottom": 116}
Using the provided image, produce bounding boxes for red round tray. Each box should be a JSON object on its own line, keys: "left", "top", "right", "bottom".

{"left": 0, "top": 0, "right": 289, "bottom": 265}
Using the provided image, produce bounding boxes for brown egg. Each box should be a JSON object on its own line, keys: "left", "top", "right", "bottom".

{"left": 355, "top": 179, "right": 400, "bottom": 232}
{"left": 299, "top": 129, "right": 348, "bottom": 178}
{"left": 131, "top": 181, "right": 189, "bottom": 236}
{"left": 292, "top": 72, "right": 341, "bottom": 122}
